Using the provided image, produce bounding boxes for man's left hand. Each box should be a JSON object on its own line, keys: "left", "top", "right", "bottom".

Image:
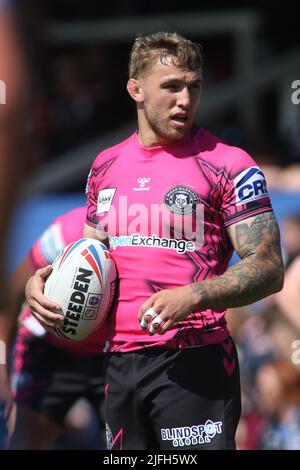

{"left": 138, "top": 285, "right": 199, "bottom": 335}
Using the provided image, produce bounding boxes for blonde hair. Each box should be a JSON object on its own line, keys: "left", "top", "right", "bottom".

{"left": 129, "top": 31, "right": 203, "bottom": 79}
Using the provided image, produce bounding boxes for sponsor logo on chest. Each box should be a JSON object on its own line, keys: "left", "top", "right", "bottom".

{"left": 133, "top": 177, "right": 151, "bottom": 191}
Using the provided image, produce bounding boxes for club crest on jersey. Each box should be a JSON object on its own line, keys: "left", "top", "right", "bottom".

{"left": 234, "top": 167, "right": 268, "bottom": 206}
{"left": 164, "top": 185, "right": 199, "bottom": 215}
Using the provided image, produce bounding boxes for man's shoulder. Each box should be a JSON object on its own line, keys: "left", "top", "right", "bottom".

{"left": 198, "top": 128, "right": 256, "bottom": 169}
{"left": 92, "top": 132, "right": 135, "bottom": 167}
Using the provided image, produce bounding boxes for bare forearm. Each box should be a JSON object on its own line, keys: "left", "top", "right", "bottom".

{"left": 191, "top": 256, "right": 282, "bottom": 310}
{"left": 191, "top": 212, "right": 284, "bottom": 310}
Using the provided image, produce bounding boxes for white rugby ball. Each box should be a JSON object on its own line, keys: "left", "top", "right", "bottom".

{"left": 44, "top": 238, "right": 117, "bottom": 341}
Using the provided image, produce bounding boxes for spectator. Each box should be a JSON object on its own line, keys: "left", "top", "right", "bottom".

{"left": 255, "top": 359, "right": 300, "bottom": 450}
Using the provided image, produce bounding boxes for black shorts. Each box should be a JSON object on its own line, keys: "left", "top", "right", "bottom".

{"left": 12, "top": 335, "right": 105, "bottom": 426}
{"left": 105, "top": 338, "right": 241, "bottom": 450}
{"left": 0, "top": 405, "right": 7, "bottom": 450}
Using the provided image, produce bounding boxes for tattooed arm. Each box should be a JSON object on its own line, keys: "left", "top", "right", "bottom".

{"left": 138, "top": 211, "right": 284, "bottom": 335}
{"left": 190, "top": 211, "right": 284, "bottom": 309}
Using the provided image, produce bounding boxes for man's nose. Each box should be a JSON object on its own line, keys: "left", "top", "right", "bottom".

{"left": 177, "top": 87, "right": 191, "bottom": 108}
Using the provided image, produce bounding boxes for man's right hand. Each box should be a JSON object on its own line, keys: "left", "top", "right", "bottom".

{"left": 25, "top": 265, "right": 64, "bottom": 330}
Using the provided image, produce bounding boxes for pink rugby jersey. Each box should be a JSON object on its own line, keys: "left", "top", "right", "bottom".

{"left": 20, "top": 206, "right": 105, "bottom": 357}
{"left": 86, "top": 127, "right": 273, "bottom": 353}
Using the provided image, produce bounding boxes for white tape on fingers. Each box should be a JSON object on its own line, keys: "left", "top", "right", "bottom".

{"left": 140, "top": 307, "right": 157, "bottom": 329}
{"left": 149, "top": 316, "right": 165, "bottom": 334}
{"left": 145, "top": 307, "right": 157, "bottom": 319}
{"left": 140, "top": 318, "right": 149, "bottom": 329}
{"left": 153, "top": 316, "right": 164, "bottom": 325}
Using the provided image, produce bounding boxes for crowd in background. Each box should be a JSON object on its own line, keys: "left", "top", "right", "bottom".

{"left": 16, "top": 3, "right": 300, "bottom": 197}
{"left": 230, "top": 214, "right": 300, "bottom": 449}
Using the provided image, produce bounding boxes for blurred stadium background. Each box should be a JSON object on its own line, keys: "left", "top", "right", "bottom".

{"left": 3, "top": 0, "right": 300, "bottom": 450}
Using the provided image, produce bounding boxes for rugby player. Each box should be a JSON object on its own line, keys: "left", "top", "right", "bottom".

{"left": 26, "top": 32, "right": 284, "bottom": 450}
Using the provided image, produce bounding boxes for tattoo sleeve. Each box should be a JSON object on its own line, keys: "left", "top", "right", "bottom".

{"left": 191, "top": 211, "right": 284, "bottom": 310}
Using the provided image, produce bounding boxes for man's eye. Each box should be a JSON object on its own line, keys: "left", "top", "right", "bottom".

{"left": 165, "top": 84, "right": 178, "bottom": 91}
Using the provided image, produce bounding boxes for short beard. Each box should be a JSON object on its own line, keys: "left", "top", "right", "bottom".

{"left": 144, "top": 105, "right": 190, "bottom": 144}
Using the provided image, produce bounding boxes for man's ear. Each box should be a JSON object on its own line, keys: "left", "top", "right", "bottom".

{"left": 127, "top": 78, "right": 144, "bottom": 103}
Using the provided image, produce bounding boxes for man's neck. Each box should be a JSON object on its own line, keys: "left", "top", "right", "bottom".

{"left": 137, "top": 126, "right": 194, "bottom": 148}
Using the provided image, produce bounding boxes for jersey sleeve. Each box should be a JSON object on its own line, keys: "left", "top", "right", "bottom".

{"left": 86, "top": 156, "right": 101, "bottom": 229}
{"left": 29, "top": 206, "right": 86, "bottom": 271}
{"left": 219, "top": 149, "right": 273, "bottom": 227}
{"left": 29, "top": 219, "right": 65, "bottom": 270}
